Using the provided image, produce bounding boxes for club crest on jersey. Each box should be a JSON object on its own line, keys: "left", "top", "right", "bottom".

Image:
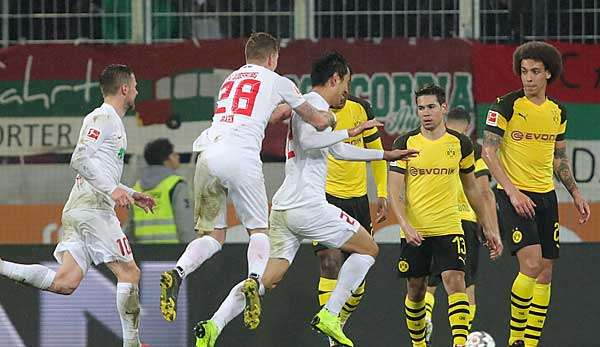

{"left": 117, "top": 148, "right": 125, "bottom": 160}
{"left": 446, "top": 145, "right": 456, "bottom": 158}
{"left": 86, "top": 128, "right": 101, "bottom": 141}
{"left": 486, "top": 110, "right": 499, "bottom": 126}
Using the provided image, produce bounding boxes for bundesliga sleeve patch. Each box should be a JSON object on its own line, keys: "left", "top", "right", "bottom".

{"left": 86, "top": 128, "right": 101, "bottom": 141}
{"left": 486, "top": 110, "right": 499, "bottom": 126}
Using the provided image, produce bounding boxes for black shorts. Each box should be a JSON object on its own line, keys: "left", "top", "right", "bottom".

{"left": 397, "top": 234, "right": 466, "bottom": 279}
{"left": 495, "top": 188, "right": 559, "bottom": 259}
{"left": 428, "top": 221, "right": 480, "bottom": 287}
{"left": 312, "top": 194, "right": 373, "bottom": 253}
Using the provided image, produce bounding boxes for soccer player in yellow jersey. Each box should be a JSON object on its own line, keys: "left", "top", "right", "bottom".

{"left": 482, "top": 41, "right": 591, "bottom": 347}
{"left": 423, "top": 107, "right": 496, "bottom": 346}
{"left": 389, "top": 84, "right": 503, "bottom": 347}
{"left": 314, "top": 93, "right": 388, "bottom": 346}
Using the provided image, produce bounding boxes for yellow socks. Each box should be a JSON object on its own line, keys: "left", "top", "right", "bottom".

{"left": 524, "top": 283, "right": 551, "bottom": 346}
{"left": 405, "top": 296, "right": 427, "bottom": 347}
{"left": 509, "top": 272, "right": 536, "bottom": 344}
{"left": 468, "top": 304, "right": 476, "bottom": 331}
{"left": 339, "top": 280, "right": 366, "bottom": 324}
{"left": 424, "top": 291, "right": 435, "bottom": 322}
{"left": 448, "top": 292, "right": 469, "bottom": 346}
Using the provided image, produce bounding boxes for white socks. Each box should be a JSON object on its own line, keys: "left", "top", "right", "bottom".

{"left": 211, "top": 281, "right": 245, "bottom": 333}
{"left": 0, "top": 260, "right": 56, "bottom": 290}
{"left": 247, "top": 233, "right": 270, "bottom": 279}
{"left": 116, "top": 282, "right": 141, "bottom": 347}
{"left": 175, "top": 236, "right": 222, "bottom": 278}
{"left": 325, "top": 253, "right": 375, "bottom": 315}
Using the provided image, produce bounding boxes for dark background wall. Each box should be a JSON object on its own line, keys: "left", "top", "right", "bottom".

{"left": 0, "top": 244, "right": 598, "bottom": 347}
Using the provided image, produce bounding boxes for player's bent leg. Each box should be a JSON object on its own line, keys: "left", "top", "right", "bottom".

{"left": 405, "top": 277, "right": 427, "bottom": 347}
{"left": 49, "top": 252, "right": 85, "bottom": 295}
{"left": 524, "top": 259, "right": 553, "bottom": 347}
{"left": 339, "top": 227, "right": 379, "bottom": 258}
{"left": 246, "top": 228, "right": 270, "bottom": 279}
{"left": 107, "top": 260, "right": 141, "bottom": 347}
{"left": 161, "top": 231, "right": 224, "bottom": 322}
{"left": 509, "top": 245, "right": 543, "bottom": 345}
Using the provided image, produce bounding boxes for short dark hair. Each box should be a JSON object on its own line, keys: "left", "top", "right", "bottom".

{"left": 99, "top": 64, "right": 134, "bottom": 96}
{"left": 414, "top": 84, "right": 446, "bottom": 104}
{"left": 144, "top": 138, "right": 174, "bottom": 165}
{"left": 245, "top": 32, "right": 279, "bottom": 61}
{"left": 311, "top": 52, "right": 349, "bottom": 87}
{"left": 513, "top": 41, "right": 563, "bottom": 84}
{"left": 446, "top": 106, "right": 471, "bottom": 123}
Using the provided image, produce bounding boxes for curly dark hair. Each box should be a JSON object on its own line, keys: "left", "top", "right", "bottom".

{"left": 414, "top": 83, "right": 446, "bottom": 104}
{"left": 513, "top": 41, "right": 563, "bottom": 84}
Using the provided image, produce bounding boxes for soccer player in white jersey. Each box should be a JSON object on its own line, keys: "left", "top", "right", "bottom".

{"left": 159, "top": 32, "right": 335, "bottom": 322}
{"left": 193, "top": 53, "right": 418, "bottom": 347}
{"left": 0, "top": 64, "right": 156, "bottom": 347}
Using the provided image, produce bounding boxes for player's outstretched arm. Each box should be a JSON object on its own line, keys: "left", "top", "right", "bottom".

{"left": 554, "top": 140, "right": 591, "bottom": 224}
{"left": 294, "top": 102, "right": 335, "bottom": 131}
{"left": 482, "top": 130, "right": 536, "bottom": 219}
{"left": 269, "top": 104, "right": 293, "bottom": 124}
{"left": 388, "top": 171, "right": 423, "bottom": 246}
{"left": 461, "top": 171, "right": 503, "bottom": 259}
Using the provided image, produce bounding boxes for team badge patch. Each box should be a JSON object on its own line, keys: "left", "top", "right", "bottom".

{"left": 512, "top": 228, "right": 522, "bottom": 244}
{"left": 86, "top": 128, "right": 101, "bottom": 141}
{"left": 398, "top": 260, "right": 409, "bottom": 273}
{"left": 486, "top": 110, "right": 499, "bottom": 126}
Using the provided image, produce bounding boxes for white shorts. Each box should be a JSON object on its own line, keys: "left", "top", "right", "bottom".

{"left": 54, "top": 209, "right": 134, "bottom": 274}
{"left": 269, "top": 203, "right": 361, "bottom": 264}
{"left": 194, "top": 147, "right": 268, "bottom": 233}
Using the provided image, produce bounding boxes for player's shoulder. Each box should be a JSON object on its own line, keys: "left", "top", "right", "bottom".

{"left": 546, "top": 95, "right": 568, "bottom": 123}
{"left": 473, "top": 142, "right": 483, "bottom": 160}
{"left": 446, "top": 128, "right": 474, "bottom": 156}
{"left": 491, "top": 89, "right": 524, "bottom": 118}
{"left": 392, "top": 127, "right": 420, "bottom": 149}
{"left": 347, "top": 95, "right": 375, "bottom": 120}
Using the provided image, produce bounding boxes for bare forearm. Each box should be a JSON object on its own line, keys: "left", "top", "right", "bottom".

{"left": 294, "top": 102, "right": 331, "bottom": 130}
{"left": 554, "top": 146, "right": 580, "bottom": 197}
{"left": 482, "top": 131, "right": 517, "bottom": 194}
{"left": 466, "top": 186, "right": 494, "bottom": 231}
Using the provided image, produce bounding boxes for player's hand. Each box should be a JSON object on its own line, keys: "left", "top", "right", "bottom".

{"left": 326, "top": 111, "right": 337, "bottom": 129}
{"left": 383, "top": 149, "right": 420, "bottom": 161}
{"left": 347, "top": 119, "right": 383, "bottom": 137}
{"left": 507, "top": 188, "right": 536, "bottom": 219}
{"left": 375, "top": 197, "right": 388, "bottom": 223}
{"left": 132, "top": 192, "right": 156, "bottom": 213}
{"left": 403, "top": 225, "right": 424, "bottom": 247}
{"left": 573, "top": 192, "right": 591, "bottom": 224}
{"left": 111, "top": 187, "right": 134, "bottom": 208}
{"left": 482, "top": 228, "right": 503, "bottom": 260}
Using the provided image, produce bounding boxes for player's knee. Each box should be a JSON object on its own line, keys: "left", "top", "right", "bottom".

{"left": 521, "top": 257, "right": 543, "bottom": 276}
{"left": 128, "top": 264, "right": 141, "bottom": 283}
{"left": 365, "top": 240, "right": 379, "bottom": 258}
{"left": 407, "top": 278, "right": 427, "bottom": 300}
{"left": 318, "top": 252, "right": 343, "bottom": 277}
{"left": 536, "top": 265, "right": 553, "bottom": 283}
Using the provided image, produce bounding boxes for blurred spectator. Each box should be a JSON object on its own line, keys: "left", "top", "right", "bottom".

{"left": 124, "top": 138, "right": 195, "bottom": 244}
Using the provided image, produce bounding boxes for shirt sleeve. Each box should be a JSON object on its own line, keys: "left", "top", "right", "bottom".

{"left": 296, "top": 115, "right": 350, "bottom": 150}
{"left": 389, "top": 135, "right": 408, "bottom": 173}
{"left": 473, "top": 144, "right": 491, "bottom": 178}
{"left": 484, "top": 97, "right": 510, "bottom": 137}
{"left": 459, "top": 135, "right": 475, "bottom": 173}
{"left": 328, "top": 142, "right": 384, "bottom": 161}
{"left": 556, "top": 103, "right": 568, "bottom": 141}
{"left": 276, "top": 76, "right": 306, "bottom": 109}
{"left": 70, "top": 115, "right": 119, "bottom": 196}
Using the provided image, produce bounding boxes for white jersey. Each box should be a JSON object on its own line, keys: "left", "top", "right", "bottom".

{"left": 193, "top": 64, "right": 306, "bottom": 155}
{"left": 272, "top": 92, "right": 384, "bottom": 210}
{"left": 64, "top": 103, "right": 132, "bottom": 212}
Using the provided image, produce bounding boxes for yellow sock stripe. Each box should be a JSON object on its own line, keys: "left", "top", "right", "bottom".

{"left": 524, "top": 283, "right": 551, "bottom": 347}
{"left": 447, "top": 293, "right": 469, "bottom": 345}
{"left": 405, "top": 297, "right": 427, "bottom": 343}
{"left": 339, "top": 281, "right": 366, "bottom": 323}
{"left": 424, "top": 291, "right": 435, "bottom": 319}
{"left": 317, "top": 277, "right": 337, "bottom": 307}
{"left": 509, "top": 273, "right": 536, "bottom": 344}
{"left": 468, "top": 304, "right": 476, "bottom": 331}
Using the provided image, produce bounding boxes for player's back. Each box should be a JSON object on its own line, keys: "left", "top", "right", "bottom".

{"left": 197, "top": 64, "right": 304, "bottom": 155}
{"left": 272, "top": 92, "right": 331, "bottom": 210}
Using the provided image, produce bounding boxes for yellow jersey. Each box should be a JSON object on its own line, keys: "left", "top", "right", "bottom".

{"left": 326, "top": 95, "right": 387, "bottom": 199}
{"left": 390, "top": 128, "right": 475, "bottom": 237}
{"left": 485, "top": 89, "right": 567, "bottom": 193}
{"left": 457, "top": 143, "right": 491, "bottom": 222}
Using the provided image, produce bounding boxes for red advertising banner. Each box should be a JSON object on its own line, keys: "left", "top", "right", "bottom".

{"left": 0, "top": 39, "right": 474, "bottom": 157}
